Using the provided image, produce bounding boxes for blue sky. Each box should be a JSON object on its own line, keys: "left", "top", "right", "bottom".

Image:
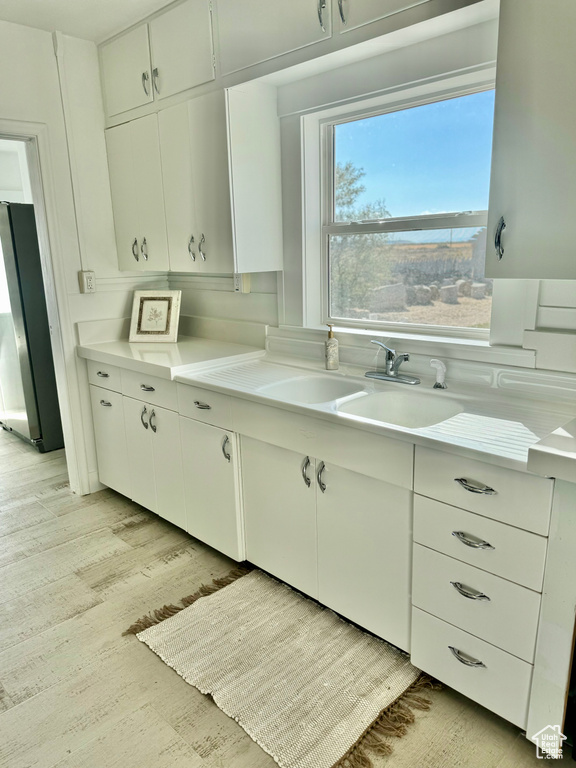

{"left": 334, "top": 89, "right": 496, "bottom": 220}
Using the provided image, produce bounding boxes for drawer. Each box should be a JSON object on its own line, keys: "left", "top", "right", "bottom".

{"left": 414, "top": 446, "right": 553, "bottom": 535}
{"left": 413, "top": 495, "right": 548, "bottom": 591}
{"left": 411, "top": 608, "right": 532, "bottom": 728}
{"left": 177, "top": 383, "right": 232, "bottom": 429}
{"left": 87, "top": 360, "right": 122, "bottom": 392}
{"left": 412, "top": 544, "right": 541, "bottom": 662}
{"left": 121, "top": 369, "right": 178, "bottom": 411}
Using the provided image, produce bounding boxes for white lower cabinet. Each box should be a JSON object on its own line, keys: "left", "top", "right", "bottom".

{"left": 89, "top": 385, "right": 131, "bottom": 499}
{"left": 180, "top": 416, "right": 244, "bottom": 561}
{"left": 123, "top": 395, "right": 186, "bottom": 529}
{"left": 317, "top": 464, "right": 412, "bottom": 651}
{"left": 241, "top": 436, "right": 412, "bottom": 648}
{"left": 241, "top": 437, "right": 318, "bottom": 597}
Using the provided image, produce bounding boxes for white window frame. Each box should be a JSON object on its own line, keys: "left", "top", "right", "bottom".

{"left": 302, "top": 72, "right": 497, "bottom": 341}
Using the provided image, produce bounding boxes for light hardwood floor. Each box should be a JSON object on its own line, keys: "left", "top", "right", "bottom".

{"left": 0, "top": 426, "right": 566, "bottom": 767}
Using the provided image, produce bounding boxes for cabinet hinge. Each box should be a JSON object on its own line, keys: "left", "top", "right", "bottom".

{"left": 212, "top": 54, "right": 216, "bottom": 71}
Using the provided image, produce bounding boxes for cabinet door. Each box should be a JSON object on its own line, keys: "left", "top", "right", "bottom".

{"left": 150, "top": 406, "right": 186, "bottom": 530}
{"left": 131, "top": 115, "right": 169, "bottom": 271}
{"left": 215, "top": 0, "right": 331, "bottom": 75}
{"left": 180, "top": 417, "right": 243, "bottom": 560}
{"left": 159, "top": 103, "right": 198, "bottom": 271}
{"left": 123, "top": 396, "right": 156, "bottom": 511}
{"left": 317, "top": 464, "right": 412, "bottom": 651}
{"left": 100, "top": 24, "right": 153, "bottom": 117}
{"left": 242, "top": 437, "right": 317, "bottom": 597}
{"left": 89, "top": 386, "right": 131, "bottom": 498}
{"left": 336, "top": 0, "right": 429, "bottom": 32}
{"left": 188, "top": 91, "right": 234, "bottom": 273}
{"left": 485, "top": 0, "right": 576, "bottom": 279}
{"left": 105, "top": 122, "right": 141, "bottom": 271}
{"left": 149, "top": 0, "right": 215, "bottom": 100}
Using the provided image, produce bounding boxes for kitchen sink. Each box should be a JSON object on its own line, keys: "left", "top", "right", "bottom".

{"left": 338, "top": 390, "right": 463, "bottom": 428}
{"left": 258, "top": 375, "right": 364, "bottom": 404}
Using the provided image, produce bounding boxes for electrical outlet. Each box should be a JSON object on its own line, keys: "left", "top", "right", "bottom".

{"left": 78, "top": 270, "right": 96, "bottom": 294}
{"left": 233, "top": 273, "right": 251, "bottom": 294}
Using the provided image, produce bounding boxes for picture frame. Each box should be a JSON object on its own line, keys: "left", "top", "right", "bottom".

{"left": 129, "top": 290, "right": 182, "bottom": 343}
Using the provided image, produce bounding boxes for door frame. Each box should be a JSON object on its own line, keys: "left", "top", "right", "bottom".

{"left": 0, "top": 120, "right": 90, "bottom": 494}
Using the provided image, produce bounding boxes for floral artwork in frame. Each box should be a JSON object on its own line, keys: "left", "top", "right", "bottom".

{"left": 129, "top": 290, "right": 182, "bottom": 343}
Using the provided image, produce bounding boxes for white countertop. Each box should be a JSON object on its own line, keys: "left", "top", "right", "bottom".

{"left": 77, "top": 336, "right": 264, "bottom": 379}
{"left": 78, "top": 337, "right": 576, "bottom": 480}
{"left": 175, "top": 358, "right": 576, "bottom": 476}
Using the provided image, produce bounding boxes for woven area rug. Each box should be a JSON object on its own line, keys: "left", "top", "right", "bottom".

{"left": 125, "top": 569, "right": 436, "bottom": 768}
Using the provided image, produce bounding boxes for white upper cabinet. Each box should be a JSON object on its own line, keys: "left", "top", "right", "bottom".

{"left": 100, "top": 0, "right": 215, "bottom": 119}
{"left": 100, "top": 25, "right": 153, "bottom": 117}
{"left": 485, "top": 0, "right": 576, "bottom": 279}
{"left": 214, "top": 0, "right": 332, "bottom": 75}
{"left": 335, "top": 0, "right": 430, "bottom": 32}
{"left": 105, "top": 114, "right": 169, "bottom": 271}
{"left": 225, "top": 83, "right": 283, "bottom": 273}
{"left": 159, "top": 93, "right": 234, "bottom": 273}
{"left": 159, "top": 86, "right": 283, "bottom": 274}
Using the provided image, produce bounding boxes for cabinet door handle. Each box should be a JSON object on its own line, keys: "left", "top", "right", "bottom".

{"left": 317, "top": 0, "right": 327, "bottom": 32}
{"left": 141, "top": 71, "right": 150, "bottom": 95}
{"left": 132, "top": 238, "right": 139, "bottom": 262}
{"left": 338, "top": 0, "right": 346, "bottom": 24}
{"left": 140, "top": 237, "right": 149, "bottom": 261}
{"left": 494, "top": 216, "right": 506, "bottom": 260}
{"left": 100, "top": 400, "right": 112, "bottom": 407}
{"left": 193, "top": 400, "right": 211, "bottom": 410}
{"left": 452, "top": 531, "right": 495, "bottom": 550}
{"left": 450, "top": 581, "right": 490, "bottom": 601}
{"left": 454, "top": 477, "right": 496, "bottom": 495}
{"left": 317, "top": 461, "right": 326, "bottom": 493}
{"left": 140, "top": 384, "right": 155, "bottom": 392}
{"left": 301, "top": 456, "right": 311, "bottom": 488}
{"left": 152, "top": 67, "right": 160, "bottom": 94}
{"left": 449, "top": 646, "right": 486, "bottom": 668}
{"left": 140, "top": 405, "right": 149, "bottom": 429}
{"left": 188, "top": 234, "right": 196, "bottom": 261}
{"left": 198, "top": 233, "right": 206, "bottom": 261}
{"left": 96, "top": 371, "right": 109, "bottom": 378}
{"left": 149, "top": 409, "right": 157, "bottom": 433}
{"left": 221, "top": 434, "right": 231, "bottom": 462}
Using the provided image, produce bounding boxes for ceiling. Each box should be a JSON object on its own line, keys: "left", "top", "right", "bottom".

{"left": 0, "top": 0, "right": 173, "bottom": 43}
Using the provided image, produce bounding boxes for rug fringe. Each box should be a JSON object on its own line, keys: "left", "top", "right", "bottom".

{"left": 330, "top": 675, "right": 442, "bottom": 768}
{"left": 123, "top": 566, "right": 251, "bottom": 636}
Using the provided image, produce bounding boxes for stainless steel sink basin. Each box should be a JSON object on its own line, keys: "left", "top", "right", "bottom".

{"left": 338, "top": 390, "right": 463, "bottom": 428}
{"left": 258, "top": 375, "right": 364, "bottom": 404}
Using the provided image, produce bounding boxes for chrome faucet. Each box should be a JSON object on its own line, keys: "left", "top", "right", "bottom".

{"left": 365, "top": 340, "right": 420, "bottom": 385}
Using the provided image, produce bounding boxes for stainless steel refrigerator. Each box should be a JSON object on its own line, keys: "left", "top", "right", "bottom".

{"left": 0, "top": 202, "right": 64, "bottom": 452}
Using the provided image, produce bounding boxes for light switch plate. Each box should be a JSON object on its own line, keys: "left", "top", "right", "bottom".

{"left": 78, "top": 270, "right": 96, "bottom": 293}
{"left": 233, "top": 273, "right": 251, "bottom": 293}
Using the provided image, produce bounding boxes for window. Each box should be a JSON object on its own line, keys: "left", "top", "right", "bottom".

{"left": 323, "top": 89, "right": 496, "bottom": 335}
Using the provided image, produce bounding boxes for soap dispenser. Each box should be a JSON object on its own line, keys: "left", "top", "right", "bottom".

{"left": 325, "top": 325, "right": 339, "bottom": 370}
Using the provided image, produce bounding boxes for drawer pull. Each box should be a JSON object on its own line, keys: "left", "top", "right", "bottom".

{"left": 450, "top": 581, "right": 491, "bottom": 601}
{"left": 100, "top": 400, "right": 112, "bottom": 407}
{"left": 194, "top": 401, "right": 211, "bottom": 410}
{"left": 449, "top": 646, "right": 486, "bottom": 668}
{"left": 140, "top": 384, "right": 155, "bottom": 392}
{"left": 452, "top": 531, "right": 495, "bottom": 550}
{"left": 454, "top": 477, "right": 496, "bottom": 495}
{"left": 96, "top": 371, "right": 109, "bottom": 378}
